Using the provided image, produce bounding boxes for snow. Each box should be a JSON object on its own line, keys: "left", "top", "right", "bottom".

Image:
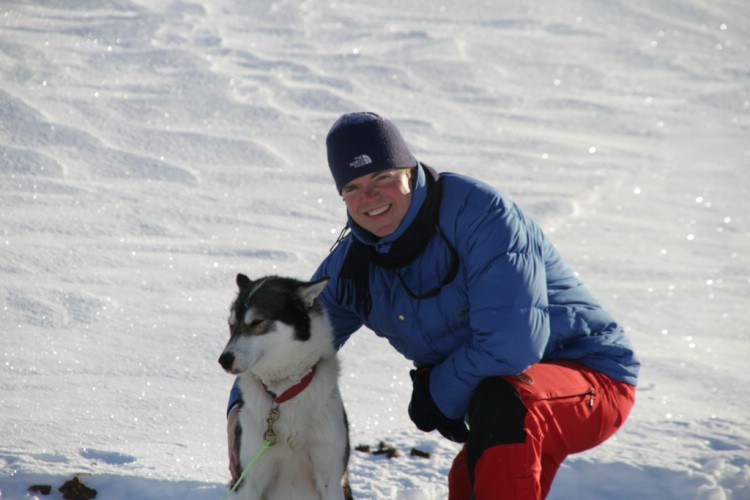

{"left": 1, "top": 0, "right": 748, "bottom": 498}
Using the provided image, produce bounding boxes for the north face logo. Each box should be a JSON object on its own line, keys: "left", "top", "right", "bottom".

{"left": 349, "top": 155, "right": 372, "bottom": 168}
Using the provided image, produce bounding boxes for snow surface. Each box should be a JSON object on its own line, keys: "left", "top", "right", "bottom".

{"left": 1, "top": 0, "right": 749, "bottom": 498}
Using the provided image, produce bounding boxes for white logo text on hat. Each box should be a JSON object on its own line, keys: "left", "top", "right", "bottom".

{"left": 349, "top": 155, "right": 372, "bottom": 168}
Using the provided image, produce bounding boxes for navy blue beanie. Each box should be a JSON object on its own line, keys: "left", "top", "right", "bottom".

{"left": 326, "top": 112, "right": 417, "bottom": 194}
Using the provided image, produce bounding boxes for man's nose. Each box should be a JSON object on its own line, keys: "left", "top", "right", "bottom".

{"left": 362, "top": 182, "right": 379, "bottom": 198}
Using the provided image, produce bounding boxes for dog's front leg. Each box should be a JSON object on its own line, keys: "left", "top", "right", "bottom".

{"left": 313, "top": 473, "right": 348, "bottom": 500}
{"left": 230, "top": 480, "right": 264, "bottom": 500}
{"left": 310, "top": 448, "right": 348, "bottom": 500}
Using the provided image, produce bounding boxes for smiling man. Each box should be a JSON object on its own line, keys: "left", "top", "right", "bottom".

{"left": 227, "top": 112, "right": 639, "bottom": 499}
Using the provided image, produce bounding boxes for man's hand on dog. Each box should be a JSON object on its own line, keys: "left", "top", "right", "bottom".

{"left": 227, "top": 404, "right": 241, "bottom": 483}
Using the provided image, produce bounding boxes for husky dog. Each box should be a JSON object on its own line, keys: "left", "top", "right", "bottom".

{"left": 219, "top": 273, "right": 352, "bottom": 500}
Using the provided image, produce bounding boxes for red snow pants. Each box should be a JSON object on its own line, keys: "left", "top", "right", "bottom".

{"left": 448, "top": 360, "right": 636, "bottom": 500}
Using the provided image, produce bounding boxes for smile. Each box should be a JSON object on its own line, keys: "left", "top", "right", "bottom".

{"left": 367, "top": 205, "right": 390, "bottom": 217}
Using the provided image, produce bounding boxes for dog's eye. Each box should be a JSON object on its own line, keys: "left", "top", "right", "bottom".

{"left": 246, "top": 318, "right": 267, "bottom": 329}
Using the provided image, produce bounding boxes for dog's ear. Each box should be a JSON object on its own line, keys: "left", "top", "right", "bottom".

{"left": 298, "top": 277, "right": 329, "bottom": 308}
{"left": 236, "top": 273, "right": 252, "bottom": 290}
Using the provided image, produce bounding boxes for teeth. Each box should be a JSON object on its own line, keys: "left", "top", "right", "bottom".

{"left": 368, "top": 205, "right": 389, "bottom": 216}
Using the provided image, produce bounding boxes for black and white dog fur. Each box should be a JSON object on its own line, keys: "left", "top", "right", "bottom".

{"left": 219, "top": 273, "right": 352, "bottom": 500}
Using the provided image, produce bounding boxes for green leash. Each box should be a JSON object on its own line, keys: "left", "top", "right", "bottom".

{"left": 223, "top": 407, "right": 280, "bottom": 498}
{"left": 223, "top": 439, "right": 272, "bottom": 499}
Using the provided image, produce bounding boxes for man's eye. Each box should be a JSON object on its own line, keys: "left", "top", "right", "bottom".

{"left": 342, "top": 186, "right": 361, "bottom": 199}
{"left": 374, "top": 170, "right": 399, "bottom": 184}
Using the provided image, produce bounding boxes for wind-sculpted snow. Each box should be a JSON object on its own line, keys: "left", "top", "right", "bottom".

{"left": 1, "top": 0, "right": 748, "bottom": 498}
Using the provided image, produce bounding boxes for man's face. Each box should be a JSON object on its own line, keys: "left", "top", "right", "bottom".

{"left": 341, "top": 168, "right": 413, "bottom": 238}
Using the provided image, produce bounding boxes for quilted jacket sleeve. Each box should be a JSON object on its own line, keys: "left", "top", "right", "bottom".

{"left": 429, "top": 181, "right": 550, "bottom": 419}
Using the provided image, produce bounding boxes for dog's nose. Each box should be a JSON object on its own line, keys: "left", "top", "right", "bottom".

{"left": 218, "top": 352, "right": 235, "bottom": 371}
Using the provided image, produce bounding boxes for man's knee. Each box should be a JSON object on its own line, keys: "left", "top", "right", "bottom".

{"left": 469, "top": 377, "right": 527, "bottom": 443}
{"left": 466, "top": 377, "right": 528, "bottom": 479}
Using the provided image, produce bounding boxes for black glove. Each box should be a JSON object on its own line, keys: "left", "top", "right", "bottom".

{"left": 408, "top": 368, "right": 469, "bottom": 443}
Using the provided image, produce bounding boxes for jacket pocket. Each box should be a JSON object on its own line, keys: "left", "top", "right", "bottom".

{"left": 512, "top": 380, "right": 597, "bottom": 408}
{"left": 539, "top": 389, "right": 597, "bottom": 408}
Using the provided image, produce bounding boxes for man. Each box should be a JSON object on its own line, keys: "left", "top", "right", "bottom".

{"left": 228, "top": 112, "right": 639, "bottom": 498}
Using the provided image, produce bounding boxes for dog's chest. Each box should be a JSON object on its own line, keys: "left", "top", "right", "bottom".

{"left": 237, "top": 377, "right": 333, "bottom": 447}
{"left": 234, "top": 389, "right": 338, "bottom": 498}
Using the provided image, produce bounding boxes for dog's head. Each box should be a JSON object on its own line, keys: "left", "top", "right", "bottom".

{"left": 218, "top": 273, "right": 329, "bottom": 375}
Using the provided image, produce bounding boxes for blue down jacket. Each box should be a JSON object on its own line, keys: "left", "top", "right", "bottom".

{"left": 311, "top": 164, "right": 639, "bottom": 420}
